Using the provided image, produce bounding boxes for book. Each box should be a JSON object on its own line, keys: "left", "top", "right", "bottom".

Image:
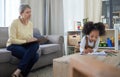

{"left": 88, "top": 51, "right": 107, "bottom": 56}
{"left": 22, "top": 40, "right": 39, "bottom": 45}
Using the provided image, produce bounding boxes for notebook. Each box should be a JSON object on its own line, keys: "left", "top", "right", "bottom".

{"left": 22, "top": 40, "right": 39, "bottom": 45}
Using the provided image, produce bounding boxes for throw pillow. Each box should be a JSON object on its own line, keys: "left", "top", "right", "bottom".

{"left": 33, "top": 28, "right": 41, "bottom": 38}
{"left": 33, "top": 28, "right": 49, "bottom": 44}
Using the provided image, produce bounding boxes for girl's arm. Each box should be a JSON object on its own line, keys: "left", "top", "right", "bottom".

{"left": 93, "top": 37, "right": 100, "bottom": 52}
{"left": 79, "top": 36, "right": 86, "bottom": 54}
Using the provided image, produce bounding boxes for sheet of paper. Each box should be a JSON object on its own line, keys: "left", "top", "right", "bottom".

{"left": 88, "top": 51, "right": 107, "bottom": 56}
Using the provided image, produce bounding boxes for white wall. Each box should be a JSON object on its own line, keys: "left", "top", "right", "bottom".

{"left": 63, "top": 0, "right": 84, "bottom": 55}
{"left": 63, "top": 0, "right": 84, "bottom": 33}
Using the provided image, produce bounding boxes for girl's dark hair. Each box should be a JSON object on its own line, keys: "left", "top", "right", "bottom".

{"left": 82, "top": 21, "right": 105, "bottom": 36}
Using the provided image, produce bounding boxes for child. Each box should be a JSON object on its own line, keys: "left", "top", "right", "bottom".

{"left": 80, "top": 22, "right": 106, "bottom": 54}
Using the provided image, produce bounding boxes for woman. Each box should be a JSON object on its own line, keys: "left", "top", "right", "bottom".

{"left": 6, "top": 4, "right": 39, "bottom": 77}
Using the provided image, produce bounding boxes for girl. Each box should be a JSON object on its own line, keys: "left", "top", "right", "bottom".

{"left": 80, "top": 22, "right": 106, "bottom": 54}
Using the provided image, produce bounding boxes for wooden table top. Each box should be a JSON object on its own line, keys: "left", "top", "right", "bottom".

{"left": 54, "top": 51, "right": 120, "bottom": 67}
{"left": 69, "top": 51, "right": 120, "bottom": 77}
{"left": 79, "top": 51, "right": 120, "bottom": 67}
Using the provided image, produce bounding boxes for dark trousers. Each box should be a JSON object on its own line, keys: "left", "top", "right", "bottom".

{"left": 7, "top": 42, "right": 39, "bottom": 77}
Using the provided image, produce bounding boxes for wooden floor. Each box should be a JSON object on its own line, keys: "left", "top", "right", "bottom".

{"left": 28, "top": 65, "right": 53, "bottom": 77}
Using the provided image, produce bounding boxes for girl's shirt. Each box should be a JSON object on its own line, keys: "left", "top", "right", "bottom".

{"left": 79, "top": 35, "right": 100, "bottom": 54}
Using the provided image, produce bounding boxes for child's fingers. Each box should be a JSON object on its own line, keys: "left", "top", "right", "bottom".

{"left": 87, "top": 48, "right": 93, "bottom": 53}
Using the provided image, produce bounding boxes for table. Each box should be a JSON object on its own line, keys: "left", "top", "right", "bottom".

{"left": 53, "top": 52, "right": 120, "bottom": 77}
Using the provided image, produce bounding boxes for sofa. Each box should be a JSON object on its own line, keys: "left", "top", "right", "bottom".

{"left": 0, "top": 27, "right": 64, "bottom": 77}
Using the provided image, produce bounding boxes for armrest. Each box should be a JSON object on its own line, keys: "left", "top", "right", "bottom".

{"left": 46, "top": 35, "right": 64, "bottom": 44}
{"left": 46, "top": 35, "right": 64, "bottom": 56}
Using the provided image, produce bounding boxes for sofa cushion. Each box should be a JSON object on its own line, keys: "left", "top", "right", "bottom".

{"left": 0, "top": 48, "right": 11, "bottom": 63}
{"left": 40, "top": 44, "right": 60, "bottom": 55}
{"left": 9, "top": 56, "right": 20, "bottom": 65}
{"left": 0, "top": 27, "right": 8, "bottom": 48}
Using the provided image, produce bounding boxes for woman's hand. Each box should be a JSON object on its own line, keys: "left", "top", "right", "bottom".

{"left": 26, "top": 37, "right": 37, "bottom": 43}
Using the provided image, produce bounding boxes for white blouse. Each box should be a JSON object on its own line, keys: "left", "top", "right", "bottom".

{"left": 79, "top": 35, "right": 100, "bottom": 54}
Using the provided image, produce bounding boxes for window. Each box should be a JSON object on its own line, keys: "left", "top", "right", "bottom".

{"left": 102, "top": 0, "right": 120, "bottom": 28}
{"left": 0, "top": 0, "right": 20, "bottom": 27}
{"left": 63, "top": 0, "right": 84, "bottom": 31}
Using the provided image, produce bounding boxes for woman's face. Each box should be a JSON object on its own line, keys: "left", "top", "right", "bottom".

{"left": 89, "top": 30, "right": 99, "bottom": 42}
{"left": 21, "top": 8, "right": 31, "bottom": 20}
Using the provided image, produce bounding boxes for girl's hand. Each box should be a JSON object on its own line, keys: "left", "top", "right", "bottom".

{"left": 87, "top": 48, "right": 93, "bottom": 53}
{"left": 82, "top": 48, "right": 93, "bottom": 54}
{"left": 83, "top": 49, "right": 90, "bottom": 54}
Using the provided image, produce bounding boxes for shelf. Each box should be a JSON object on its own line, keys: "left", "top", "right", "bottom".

{"left": 105, "top": 29, "right": 115, "bottom": 30}
{"left": 99, "top": 47, "right": 115, "bottom": 49}
{"left": 66, "top": 29, "right": 119, "bottom": 55}
{"left": 67, "top": 46, "right": 75, "bottom": 47}
{"left": 68, "top": 46, "right": 115, "bottom": 48}
{"left": 68, "top": 30, "right": 82, "bottom": 32}
{"left": 113, "top": 11, "right": 120, "bottom": 13}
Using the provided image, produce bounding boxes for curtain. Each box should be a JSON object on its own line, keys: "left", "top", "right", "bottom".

{"left": 0, "top": 0, "right": 20, "bottom": 27}
{"left": 84, "top": 0, "right": 102, "bottom": 22}
{"left": 21, "top": 0, "right": 44, "bottom": 34}
{"left": 21, "top": 0, "right": 64, "bottom": 35}
{"left": 44, "top": 0, "right": 64, "bottom": 35}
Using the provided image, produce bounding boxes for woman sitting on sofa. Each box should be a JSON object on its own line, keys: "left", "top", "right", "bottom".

{"left": 6, "top": 4, "right": 39, "bottom": 77}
